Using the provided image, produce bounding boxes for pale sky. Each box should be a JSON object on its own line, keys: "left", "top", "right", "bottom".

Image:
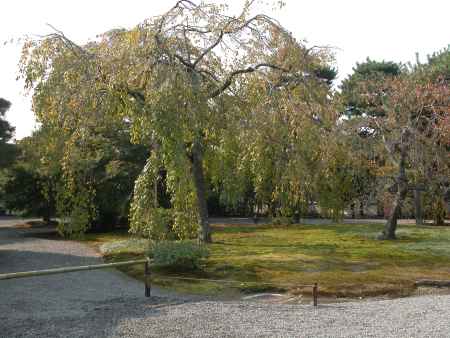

{"left": 1, "top": 0, "right": 449, "bottom": 140}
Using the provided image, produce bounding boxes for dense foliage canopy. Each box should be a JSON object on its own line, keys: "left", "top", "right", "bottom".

{"left": 1, "top": 1, "right": 447, "bottom": 241}
{"left": 0, "top": 98, "right": 17, "bottom": 168}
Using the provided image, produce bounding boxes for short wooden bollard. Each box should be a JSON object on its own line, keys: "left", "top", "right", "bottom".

{"left": 144, "top": 261, "right": 151, "bottom": 297}
{"left": 312, "top": 283, "right": 318, "bottom": 307}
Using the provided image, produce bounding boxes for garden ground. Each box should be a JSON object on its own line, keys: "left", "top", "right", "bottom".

{"left": 81, "top": 220, "right": 450, "bottom": 299}
{"left": 2, "top": 217, "right": 450, "bottom": 337}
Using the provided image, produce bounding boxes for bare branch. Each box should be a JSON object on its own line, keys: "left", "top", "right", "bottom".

{"left": 192, "top": 29, "right": 224, "bottom": 68}
{"left": 209, "top": 63, "right": 293, "bottom": 98}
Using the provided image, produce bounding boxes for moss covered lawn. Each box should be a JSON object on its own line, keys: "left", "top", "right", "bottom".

{"left": 80, "top": 223, "right": 450, "bottom": 298}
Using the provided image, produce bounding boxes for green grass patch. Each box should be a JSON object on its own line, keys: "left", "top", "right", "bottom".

{"left": 81, "top": 223, "right": 450, "bottom": 298}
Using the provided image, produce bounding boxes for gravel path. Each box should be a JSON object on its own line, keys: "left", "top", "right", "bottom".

{"left": 1, "top": 217, "right": 449, "bottom": 337}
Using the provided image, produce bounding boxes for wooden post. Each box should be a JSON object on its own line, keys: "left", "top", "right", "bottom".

{"left": 312, "top": 283, "right": 318, "bottom": 307}
{"left": 144, "top": 261, "right": 151, "bottom": 297}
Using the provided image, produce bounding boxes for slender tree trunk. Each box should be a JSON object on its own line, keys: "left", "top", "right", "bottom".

{"left": 43, "top": 213, "right": 51, "bottom": 224}
{"left": 414, "top": 188, "right": 423, "bottom": 225}
{"left": 191, "top": 141, "right": 212, "bottom": 243}
{"left": 43, "top": 182, "right": 54, "bottom": 224}
{"left": 380, "top": 147, "right": 408, "bottom": 240}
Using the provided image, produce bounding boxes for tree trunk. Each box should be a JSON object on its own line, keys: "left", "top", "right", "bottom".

{"left": 381, "top": 193, "right": 403, "bottom": 239}
{"left": 191, "top": 141, "right": 212, "bottom": 243}
{"left": 43, "top": 214, "right": 51, "bottom": 224}
{"left": 380, "top": 147, "right": 408, "bottom": 240}
{"left": 350, "top": 202, "right": 356, "bottom": 219}
{"left": 359, "top": 200, "right": 364, "bottom": 217}
{"left": 414, "top": 188, "right": 423, "bottom": 225}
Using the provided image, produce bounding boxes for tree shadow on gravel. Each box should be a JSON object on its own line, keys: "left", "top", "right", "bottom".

{"left": 0, "top": 249, "right": 102, "bottom": 275}
{"left": 1, "top": 295, "right": 201, "bottom": 338}
{"left": 0, "top": 218, "right": 57, "bottom": 246}
{"left": 0, "top": 246, "right": 322, "bottom": 338}
{"left": 0, "top": 246, "right": 208, "bottom": 337}
{"left": 0, "top": 226, "right": 46, "bottom": 246}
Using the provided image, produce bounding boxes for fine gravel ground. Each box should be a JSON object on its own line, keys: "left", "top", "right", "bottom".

{"left": 1, "top": 217, "right": 449, "bottom": 338}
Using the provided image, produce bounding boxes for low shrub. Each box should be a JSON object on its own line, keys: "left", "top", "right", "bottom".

{"left": 271, "top": 216, "right": 293, "bottom": 226}
{"left": 148, "top": 240, "right": 209, "bottom": 271}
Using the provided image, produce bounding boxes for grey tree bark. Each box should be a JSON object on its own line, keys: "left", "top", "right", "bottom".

{"left": 191, "top": 140, "right": 212, "bottom": 243}
{"left": 380, "top": 145, "right": 408, "bottom": 240}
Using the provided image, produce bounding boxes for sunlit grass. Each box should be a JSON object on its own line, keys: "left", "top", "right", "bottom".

{"left": 80, "top": 223, "right": 450, "bottom": 297}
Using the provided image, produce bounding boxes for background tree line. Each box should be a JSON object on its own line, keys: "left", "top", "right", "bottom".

{"left": 0, "top": 1, "right": 448, "bottom": 242}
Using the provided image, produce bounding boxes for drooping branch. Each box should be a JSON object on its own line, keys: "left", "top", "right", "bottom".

{"left": 45, "top": 24, "right": 92, "bottom": 58}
